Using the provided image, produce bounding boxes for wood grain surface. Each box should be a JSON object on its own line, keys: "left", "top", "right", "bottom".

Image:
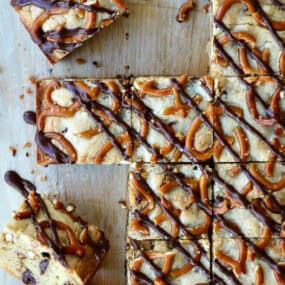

{"left": 0, "top": 1, "right": 210, "bottom": 284}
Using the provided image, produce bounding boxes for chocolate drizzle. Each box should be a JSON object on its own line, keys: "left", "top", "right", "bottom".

{"left": 23, "top": 111, "right": 36, "bottom": 125}
{"left": 36, "top": 131, "right": 72, "bottom": 163}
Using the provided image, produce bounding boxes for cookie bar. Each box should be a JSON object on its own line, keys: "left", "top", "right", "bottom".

{"left": 127, "top": 163, "right": 212, "bottom": 240}
{"left": 131, "top": 75, "right": 214, "bottom": 163}
{"left": 214, "top": 76, "right": 285, "bottom": 163}
{"left": 11, "top": 0, "right": 127, "bottom": 63}
{"left": 211, "top": 23, "right": 285, "bottom": 76}
{"left": 36, "top": 78, "right": 133, "bottom": 165}
{"left": 213, "top": 162, "right": 285, "bottom": 239}
{"left": 212, "top": 237, "right": 285, "bottom": 285}
{"left": 127, "top": 239, "right": 211, "bottom": 285}
{"left": 0, "top": 171, "right": 109, "bottom": 285}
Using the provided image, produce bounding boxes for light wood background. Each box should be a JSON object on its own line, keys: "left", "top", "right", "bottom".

{"left": 0, "top": 1, "right": 210, "bottom": 284}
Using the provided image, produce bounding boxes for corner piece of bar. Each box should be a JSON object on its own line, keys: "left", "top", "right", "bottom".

{"left": 127, "top": 163, "right": 212, "bottom": 240}
{"left": 0, "top": 171, "right": 109, "bottom": 285}
{"left": 11, "top": 0, "right": 128, "bottom": 63}
{"left": 36, "top": 78, "right": 132, "bottom": 165}
{"left": 126, "top": 238, "right": 211, "bottom": 284}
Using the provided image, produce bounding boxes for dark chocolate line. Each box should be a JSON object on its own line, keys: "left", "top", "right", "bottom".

{"left": 36, "top": 131, "right": 72, "bottom": 163}
{"left": 129, "top": 269, "right": 154, "bottom": 285}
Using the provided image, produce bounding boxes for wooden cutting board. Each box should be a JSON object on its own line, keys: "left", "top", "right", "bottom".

{"left": 0, "top": 1, "right": 210, "bottom": 284}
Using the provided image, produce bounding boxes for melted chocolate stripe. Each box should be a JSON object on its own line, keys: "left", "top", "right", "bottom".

{"left": 129, "top": 269, "right": 154, "bottom": 285}
{"left": 36, "top": 131, "right": 71, "bottom": 163}
{"left": 64, "top": 81, "right": 128, "bottom": 159}
{"left": 271, "top": 0, "right": 285, "bottom": 9}
{"left": 11, "top": 0, "right": 115, "bottom": 14}
{"left": 132, "top": 171, "right": 238, "bottom": 285}
{"left": 130, "top": 239, "right": 168, "bottom": 281}
{"left": 4, "top": 171, "right": 67, "bottom": 266}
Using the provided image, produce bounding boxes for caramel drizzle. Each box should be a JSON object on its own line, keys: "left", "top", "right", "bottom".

{"left": 4, "top": 171, "right": 67, "bottom": 266}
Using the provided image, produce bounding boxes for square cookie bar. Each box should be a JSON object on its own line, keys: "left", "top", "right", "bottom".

{"left": 131, "top": 75, "right": 215, "bottom": 163}
{"left": 11, "top": 0, "right": 127, "bottom": 63}
{"left": 213, "top": 162, "right": 285, "bottom": 239}
{"left": 36, "top": 78, "right": 133, "bottom": 165}
{"left": 212, "top": 237, "right": 285, "bottom": 285}
{"left": 0, "top": 171, "right": 109, "bottom": 285}
{"left": 127, "top": 238, "right": 212, "bottom": 284}
{"left": 211, "top": 23, "right": 285, "bottom": 76}
{"left": 127, "top": 163, "right": 212, "bottom": 240}
{"left": 214, "top": 76, "right": 285, "bottom": 163}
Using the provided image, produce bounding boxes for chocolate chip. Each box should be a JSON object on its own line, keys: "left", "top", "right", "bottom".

{"left": 22, "top": 269, "right": 36, "bottom": 285}
{"left": 39, "top": 259, "right": 49, "bottom": 274}
{"left": 41, "top": 252, "right": 50, "bottom": 258}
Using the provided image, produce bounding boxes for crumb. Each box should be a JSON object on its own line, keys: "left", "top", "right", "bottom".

{"left": 203, "top": 3, "right": 209, "bottom": 14}
{"left": 23, "top": 142, "right": 32, "bottom": 148}
{"left": 25, "top": 88, "right": 32, "bottom": 95}
{"left": 92, "top": 61, "right": 101, "bottom": 68}
{"left": 25, "top": 152, "right": 30, "bottom": 157}
{"left": 9, "top": 147, "right": 17, "bottom": 157}
{"left": 19, "top": 94, "right": 24, "bottom": 100}
{"left": 40, "top": 175, "right": 47, "bottom": 182}
{"left": 61, "top": 128, "right": 68, "bottom": 134}
{"left": 31, "top": 169, "right": 35, "bottom": 174}
{"left": 124, "top": 65, "right": 130, "bottom": 71}
{"left": 176, "top": 0, "right": 195, "bottom": 23}
{"left": 76, "top": 58, "right": 86, "bottom": 65}
{"left": 125, "top": 32, "right": 129, "bottom": 40}
{"left": 119, "top": 200, "right": 128, "bottom": 209}
{"left": 28, "top": 76, "right": 37, "bottom": 85}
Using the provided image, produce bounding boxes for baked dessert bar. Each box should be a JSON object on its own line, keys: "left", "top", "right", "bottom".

{"left": 210, "top": 0, "right": 285, "bottom": 76}
{"left": 213, "top": 162, "right": 285, "bottom": 239}
{"left": 11, "top": 0, "right": 127, "bottom": 63}
{"left": 0, "top": 171, "right": 109, "bottom": 285}
{"left": 214, "top": 76, "right": 285, "bottom": 163}
{"left": 131, "top": 75, "right": 214, "bottom": 163}
{"left": 212, "top": 237, "right": 285, "bottom": 284}
{"left": 36, "top": 76, "right": 215, "bottom": 164}
{"left": 127, "top": 238, "right": 211, "bottom": 284}
{"left": 127, "top": 163, "right": 212, "bottom": 240}
{"left": 36, "top": 78, "right": 133, "bottom": 165}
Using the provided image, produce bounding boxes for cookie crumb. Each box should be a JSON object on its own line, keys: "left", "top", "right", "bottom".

{"left": 40, "top": 175, "right": 47, "bottom": 182}
{"left": 119, "top": 200, "right": 127, "bottom": 209}
{"left": 23, "top": 142, "right": 32, "bottom": 148}
{"left": 176, "top": 0, "right": 195, "bottom": 23}
{"left": 203, "top": 3, "right": 209, "bottom": 14}
{"left": 9, "top": 147, "right": 17, "bottom": 157}
{"left": 19, "top": 94, "right": 24, "bottom": 100}
{"left": 28, "top": 76, "right": 37, "bottom": 85}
